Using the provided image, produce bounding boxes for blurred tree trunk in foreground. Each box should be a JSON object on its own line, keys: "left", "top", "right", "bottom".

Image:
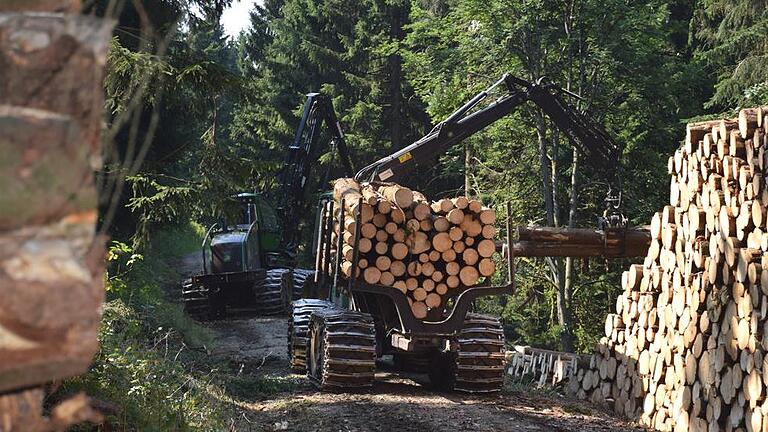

{"left": 0, "top": 1, "right": 112, "bottom": 430}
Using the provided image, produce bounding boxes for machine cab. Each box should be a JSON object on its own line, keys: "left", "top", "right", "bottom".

{"left": 204, "top": 193, "right": 268, "bottom": 274}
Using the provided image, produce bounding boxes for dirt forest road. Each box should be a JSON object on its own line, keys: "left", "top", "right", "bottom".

{"left": 176, "top": 254, "right": 640, "bottom": 432}
{"left": 205, "top": 317, "right": 642, "bottom": 432}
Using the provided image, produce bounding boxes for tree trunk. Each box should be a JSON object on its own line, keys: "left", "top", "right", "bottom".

{"left": 388, "top": 1, "right": 405, "bottom": 150}
{"left": 464, "top": 141, "right": 473, "bottom": 196}
{"left": 559, "top": 149, "right": 580, "bottom": 352}
{"left": 535, "top": 113, "right": 555, "bottom": 226}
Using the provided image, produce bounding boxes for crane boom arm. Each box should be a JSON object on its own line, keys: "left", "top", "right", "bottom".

{"left": 355, "top": 74, "right": 621, "bottom": 186}
{"left": 279, "top": 93, "right": 354, "bottom": 252}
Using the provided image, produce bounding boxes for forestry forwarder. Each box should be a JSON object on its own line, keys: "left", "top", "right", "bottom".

{"left": 182, "top": 93, "right": 354, "bottom": 320}
{"left": 289, "top": 73, "right": 629, "bottom": 393}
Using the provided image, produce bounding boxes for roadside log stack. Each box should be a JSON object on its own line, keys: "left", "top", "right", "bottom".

{"left": 330, "top": 178, "right": 497, "bottom": 320}
{"left": 570, "top": 107, "right": 768, "bottom": 432}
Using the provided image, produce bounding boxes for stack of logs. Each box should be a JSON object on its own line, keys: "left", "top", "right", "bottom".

{"left": 332, "top": 179, "right": 497, "bottom": 319}
{"left": 571, "top": 107, "right": 768, "bottom": 431}
{"left": 0, "top": 1, "right": 112, "bottom": 429}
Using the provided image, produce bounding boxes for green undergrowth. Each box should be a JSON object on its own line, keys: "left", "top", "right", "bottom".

{"left": 225, "top": 374, "right": 301, "bottom": 401}
{"left": 57, "top": 222, "right": 232, "bottom": 431}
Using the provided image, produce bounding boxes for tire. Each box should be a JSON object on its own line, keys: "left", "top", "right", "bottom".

{"left": 182, "top": 278, "right": 222, "bottom": 320}
{"left": 291, "top": 268, "right": 316, "bottom": 299}
{"left": 307, "top": 308, "right": 376, "bottom": 390}
{"left": 288, "top": 299, "right": 332, "bottom": 372}
{"left": 254, "top": 269, "right": 291, "bottom": 315}
{"left": 453, "top": 313, "right": 506, "bottom": 393}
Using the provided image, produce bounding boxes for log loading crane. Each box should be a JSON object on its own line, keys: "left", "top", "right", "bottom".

{"left": 288, "top": 73, "right": 632, "bottom": 392}
{"left": 182, "top": 93, "right": 354, "bottom": 319}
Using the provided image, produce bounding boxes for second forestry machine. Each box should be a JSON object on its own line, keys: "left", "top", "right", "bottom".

{"left": 182, "top": 94, "right": 354, "bottom": 319}
{"left": 288, "top": 73, "right": 627, "bottom": 392}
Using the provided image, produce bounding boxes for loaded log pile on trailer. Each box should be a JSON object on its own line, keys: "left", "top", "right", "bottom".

{"left": 328, "top": 179, "right": 498, "bottom": 320}
{"left": 570, "top": 107, "right": 768, "bottom": 431}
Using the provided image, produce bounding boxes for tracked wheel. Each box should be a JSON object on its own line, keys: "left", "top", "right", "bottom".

{"left": 307, "top": 308, "right": 376, "bottom": 390}
{"left": 454, "top": 313, "right": 506, "bottom": 393}
{"left": 181, "top": 278, "right": 224, "bottom": 320}
{"left": 255, "top": 269, "right": 291, "bottom": 315}
{"left": 288, "top": 299, "right": 332, "bottom": 372}
{"left": 291, "top": 268, "right": 316, "bottom": 299}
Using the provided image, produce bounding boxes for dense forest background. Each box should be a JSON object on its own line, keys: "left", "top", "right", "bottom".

{"left": 70, "top": 0, "right": 768, "bottom": 428}
{"left": 94, "top": 0, "right": 768, "bottom": 357}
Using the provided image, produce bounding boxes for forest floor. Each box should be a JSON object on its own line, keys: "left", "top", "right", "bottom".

{"left": 174, "top": 253, "right": 642, "bottom": 432}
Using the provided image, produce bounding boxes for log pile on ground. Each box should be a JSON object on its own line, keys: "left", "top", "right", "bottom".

{"left": 331, "top": 179, "right": 497, "bottom": 319}
{"left": 570, "top": 107, "right": 768, "bottom": 431}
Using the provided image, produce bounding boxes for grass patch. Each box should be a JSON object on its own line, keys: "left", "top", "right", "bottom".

{"left": 224, "top": 374, "right": 299, "bottom": 401}
{"left": 57, "top": 222, "right": 229, "bottom": 431}
{"left": 61, "top": 301, "right": 226, "bottom": 431}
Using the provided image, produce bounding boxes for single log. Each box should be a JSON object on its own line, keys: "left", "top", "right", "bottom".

{"left": 482, "top": 224, "right": 496, "bottom": 239}
{"left": 449, "top": 226, "right": 463, "bottom": 242}
{"left": 405, "top": 278, "right": 418, "bottom": 291}
{"left": 459, "top": 266, "right": 480, "bottom": 286}
{"left": 442, "top": 249, "right": 457, "bottom": 262}
{"left": 361, "top": 187, "right": 379, "bottom": 205}
{"left": 413, "top": 202, "right": 431, "bottom": 221}
{"left": 423, "top": 278, "right": 435, "bottom": 292}
{"left": 477, "top": 239, "right": 496, "bottom": 258}
{"left": 411, "top": 301, "right": 427, "bottom": 319}
{"left": 425, "top": 293, "right": 441, "bottom": 308}
{"left": 413, "top": 287, "right": 427, "bottom": 301}
{"left": 462, "top": 248, "right": 479, "bottom": 266}
{"left": 478, "top": 258, "right": 495, "bottom": 277}
{"left": 358, "top": 237, "right": 372, "bottom": 253}
{"left": 687, "top": 120, "right": 719, "bottom": 149}
{"left": 428, "top": 250, "right": 441, "bottom": 262}
{"left": 390, "top": 260, "right": 406, "bottom": 277}
{"left": 433, "top": 216, "right": 450, "bottom": 232}
{"left": 391, "top": 242, "right": 408, "bottom": 260}
{"left": 333, "top": 178, "right": 362, "bottom": 205}
{"left": 468, "top": 200, "right": 483, "bottom": 214}
{"left": 433, "top": 198, "right": 454, "bottom": 213}
{"left": 739, "top": 108, "right": 759, "bottom": 139}
{"left": 374, "top": 240, "right": 388, "bottom": 255}
{"left": 363, "top": 267, "right": 381, "bottom": 284}
{"left": 372, "top": 213, "right": 387, "bottom": 228}
{"left": 447, "top": 208, "right": 464, "bottom": 225}
{"left": 360, "top": 223, "right": 377, "bottom": 239}
{"left": 409, "top": 231, "right": 431, "bottom": 254}
{"left": 384, "top": 221, "right": 398, "bottom": 234}
{"left": 378, "top": 184, "right": 414, "bottom": 208}
{"left": 432, "top": 232, "right": 452, "bottom": 253}
{"left": 452, "top": 197, "right": 469, "bottom": 209}
{"left": 380, "top": 271, "right": 395, "bottom": 286}
{"left": 375, "top": 255, "right": 391, "bottom": 271}
{"left": 513, "top": 226, "right": 651, "bottom": 257}
{"left": 479, "top": 208, "right": 496, "bottom": 225}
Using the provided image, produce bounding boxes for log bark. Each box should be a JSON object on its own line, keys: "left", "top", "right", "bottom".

{"left": 0, "top": 9, "right": 111, "bottom": 396}
{"left": 514, "top": 226, "right": 651, "bottom": 257}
